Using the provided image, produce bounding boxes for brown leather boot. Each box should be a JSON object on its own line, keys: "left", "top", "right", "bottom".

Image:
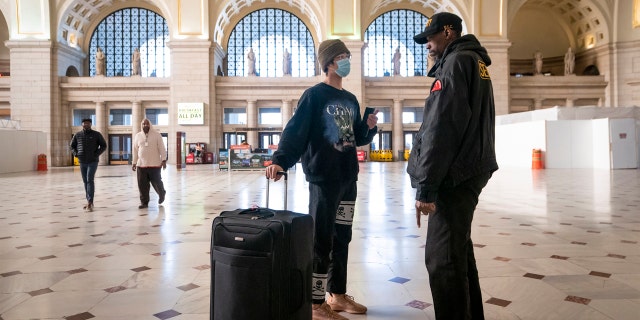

{"left": 327, "top": 293, "right": 367, "bottom": 314}
{"left": 312, "top": 302, "right": 348, "bottom": 320}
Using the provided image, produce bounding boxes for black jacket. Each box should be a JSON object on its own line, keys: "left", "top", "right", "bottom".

{"left": 272, "top": 82, "right": 377, "bottom": 182}
{"left": 407, "top": 34, "right": 499, "bottom": 202}
{"left": 70, "top": 128, "right": 107, "bottom": 163}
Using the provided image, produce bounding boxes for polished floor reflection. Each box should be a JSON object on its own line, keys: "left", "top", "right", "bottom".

{"left": 0, "top": 162, "right": 639, "bottom": 320}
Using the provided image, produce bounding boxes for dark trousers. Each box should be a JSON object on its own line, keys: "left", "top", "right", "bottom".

{"left": 426, "top": 173, "right": 491, "bottom": 320}
{"left": 308, "top": 180, "right": 357, "bottom": 303}
{"left": 79, "top": 161, "right": 99, "bottom": 203}
{"left": 136, "top": 167, "right": 165, "bottom": 205}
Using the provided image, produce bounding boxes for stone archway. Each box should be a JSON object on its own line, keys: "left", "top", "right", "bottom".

{"left": 508, "top": 0, "right": 611, "bottom": 57}
{"left": 56, "top": 0, "right": 172, "bottom": 50}
{"left": 213, "top": 0, "right": 324, "bottom": 46}
{"left": 65, "top": 66, "right": 79, "bottom": 77}
{"left": 0, "top": 9, "right": 9, "bottom": 76}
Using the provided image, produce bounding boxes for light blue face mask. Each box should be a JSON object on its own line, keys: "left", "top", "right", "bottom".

{"left": 335, "top": 58, "right": 351, "bottom": 77}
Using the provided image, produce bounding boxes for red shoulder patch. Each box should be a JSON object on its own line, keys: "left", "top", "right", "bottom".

{"left": 431, "top": 79, "right": 442, "bottom": 92}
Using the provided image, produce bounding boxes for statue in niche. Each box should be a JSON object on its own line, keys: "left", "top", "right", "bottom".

{"left": 246, "top": 48, "right": 256, "bottom": 76}
{"left": 392, "top": 47, "right": 402, "bottom": 76}
{"left": 564, "top": 47, "right": 575, "bottom": 75}
{"left": 283, "top": 48, "right": 291, "bottom": 76}
{"left": 132, "top": 48, "right": 141, "bottom": 76}
{"left": 533, "top": 50, "right": 543, "bottom": 75}
{"left": 95, "top": 47, "right": 105, "bottom": 76}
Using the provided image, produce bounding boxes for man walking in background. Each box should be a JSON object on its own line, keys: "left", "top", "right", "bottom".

{"left": 408, "top": 12, "right": 498, "bottom": 319}
{"left": 132, "top": 118, "right": 167, "bottom": 209}
{"left": 70, "top": 118, "right": 107, "bottom": 212}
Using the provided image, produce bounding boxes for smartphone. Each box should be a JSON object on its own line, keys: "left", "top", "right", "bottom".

{"left": 363, "top": 107, "right": 375, "bottom": 121}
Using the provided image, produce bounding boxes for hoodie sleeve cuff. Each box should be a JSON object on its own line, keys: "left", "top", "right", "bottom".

{"left": 415, "top": 187, "right": 438, "bottom": 203}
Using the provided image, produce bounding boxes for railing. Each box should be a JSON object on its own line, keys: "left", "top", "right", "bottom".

{"left": 0, "top": 119, "right": 21, "bottom": 129}
{"left": 509, "top": 75, "right": 607, "bottom": 112}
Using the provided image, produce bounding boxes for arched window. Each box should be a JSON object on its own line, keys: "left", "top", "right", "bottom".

{"left": 89, "top": 8, "right": 169, "bottom": 77}
{"left": 227, "top": 8, "right": 316, "bottom": 77}
{"left": 364, "top": 10, "right": 429, "bottom": 77}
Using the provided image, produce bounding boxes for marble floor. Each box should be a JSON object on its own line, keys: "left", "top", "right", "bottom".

{"left": 0, "top": 162, "right": 639, "bottom": 320}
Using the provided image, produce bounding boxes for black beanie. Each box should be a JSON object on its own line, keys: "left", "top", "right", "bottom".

{"left": 318, "top": 39, "right": 350, "bottom": 72}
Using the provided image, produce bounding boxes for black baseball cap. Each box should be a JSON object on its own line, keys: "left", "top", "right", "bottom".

{"left": 81, "top": 118, "right": 92, "bottom": 123}
{"left": 414, "top": 12, "right": 463, "bottom": 44}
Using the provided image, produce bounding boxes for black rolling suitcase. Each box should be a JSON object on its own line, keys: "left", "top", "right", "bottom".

{"left": 210, "top": 172, "right": 313, "bottom": 320}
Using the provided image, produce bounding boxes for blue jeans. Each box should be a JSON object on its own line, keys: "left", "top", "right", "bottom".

{"left": 426, "top": 173, "right": 491, "bottom": 320}
{"left": 79, "top": 161, "right": 99, "bottom": 203}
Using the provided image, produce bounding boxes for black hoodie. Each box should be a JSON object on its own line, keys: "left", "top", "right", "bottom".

{"left": 272, "top": 82, "right": 377, "bottom": 182}
{"left": 407, "top": 34, "right": 499, "bottom": 202}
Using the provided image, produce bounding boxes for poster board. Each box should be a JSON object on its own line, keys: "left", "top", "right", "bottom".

{"left": 227, "top": 145, "right": 276, "bottom": 170}
{"left": 219, "top": 149, "right": 229, "bottom": 170}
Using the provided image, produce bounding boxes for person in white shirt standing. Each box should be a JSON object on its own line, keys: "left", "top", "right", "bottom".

{"left": 132, "top": 118, "right": 167, "bottom": 209}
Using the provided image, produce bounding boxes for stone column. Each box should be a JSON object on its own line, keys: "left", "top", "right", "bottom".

{"left": 247, "top": 100, "right": 258, "bottom": 146}
{"left": 392, "top": 99, "right": 404, "bottom": 161}
{"left": 342, "top": 40, "right": 365, "bottom": 104}
{"left": 49, "top": 97, "right": 71, "bottom": 166}
{"left": 281, "top": 99, "right": 292, "bottom": 126}
{"left": 95, "top": 101, "right": 108, "bottom": 165}
{"left": 481, "top": 39, "right": 512, "bottom": 116}
{"left": 212, "top": 100, "right": 223, "bottom": 152}
{"left": 168, "top": 39, "right": 212, "bottom": 165}
{"left": 131, "top": 100, "right": 143, "bottom": 136}
{"left": 565, "top": 98, "right": 574, "bottom": 107}
{"left": 533, "top": 98, "right": 543, "bottom": 110}
{"left": 210, "top": 43, "right": 226, "bottom": 155}
{"left": 58, "top": 100, "right": 72, "bottom": 166}
{"left": 5, "top": 40, "right": 54, "bottom": 166}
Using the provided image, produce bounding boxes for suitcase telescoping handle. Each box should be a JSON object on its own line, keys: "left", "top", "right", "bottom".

{"left": 266, "top": 171, "right": 287, "bottom": 210}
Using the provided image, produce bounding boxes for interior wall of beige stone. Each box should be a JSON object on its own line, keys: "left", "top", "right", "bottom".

{"left": 0, "top": 0, "right": 639, "bottom": 170}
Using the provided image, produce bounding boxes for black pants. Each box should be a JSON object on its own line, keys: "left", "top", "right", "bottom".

{"left": 309, "top": 180, "right": 357, "bottom": 303}
{"left": 426, "top": 173, "right": 491, "bottom": 320}
{"left": 136, "top": 167, "right": 165, "bottom": 205}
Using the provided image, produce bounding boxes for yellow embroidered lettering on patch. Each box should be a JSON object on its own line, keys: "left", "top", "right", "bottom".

{"left": 426, "top": 19, "right": 432, "bottom": 27}
{"left": 478, "top": 60, "right": 490, "bottom": 80}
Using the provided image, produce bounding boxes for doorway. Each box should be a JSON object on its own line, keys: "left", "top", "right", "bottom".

{"left": 404, "top": 131, "right": 418, "bottom": 151}
{"left": 371, "top": 131, "right": 392, "bottom": 150}
{"left": 223, "top": 132, "right": 247, "bottom": 149}
{"left": 109, "top": 134, "right": 132, "bottom": 165}
{"left": 259, "top": 132, "right": 281, "bottom": 149}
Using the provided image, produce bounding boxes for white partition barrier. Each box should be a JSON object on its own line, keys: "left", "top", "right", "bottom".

{"left": 496, "top": 112, "right": 638, "bottom": 169}
{"left": 545, "top": 119, "right": 611, "bottom": 169}
{"left": 495, "top": 121, "right": 546, "bottom": 168}
{"left": 0, "top": 130, "right": 47, "bottom": 174}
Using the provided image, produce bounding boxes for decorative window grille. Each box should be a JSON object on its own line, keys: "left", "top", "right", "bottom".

{"left": 227, "top": 8, "right": 316, "bottom": 77}
{"left": 89, "top": 8, "right": 169, "bottom": 77}
{"left": 364, "top": 10, "right": 429, "bottom": 77}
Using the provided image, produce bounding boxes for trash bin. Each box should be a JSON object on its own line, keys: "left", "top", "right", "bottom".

{"left": 532, "top": 149, "right": 544, "bottom": 169}
{"left": 37, "top": 154, "right": 47, "bottom": 171}
{"left": 205, "top": 152, "right": 214, "bottom": 164}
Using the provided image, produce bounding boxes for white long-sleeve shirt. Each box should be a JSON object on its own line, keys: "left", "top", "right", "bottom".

{"left": 133, "top": 129, "right": 167, "bottom": 167}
